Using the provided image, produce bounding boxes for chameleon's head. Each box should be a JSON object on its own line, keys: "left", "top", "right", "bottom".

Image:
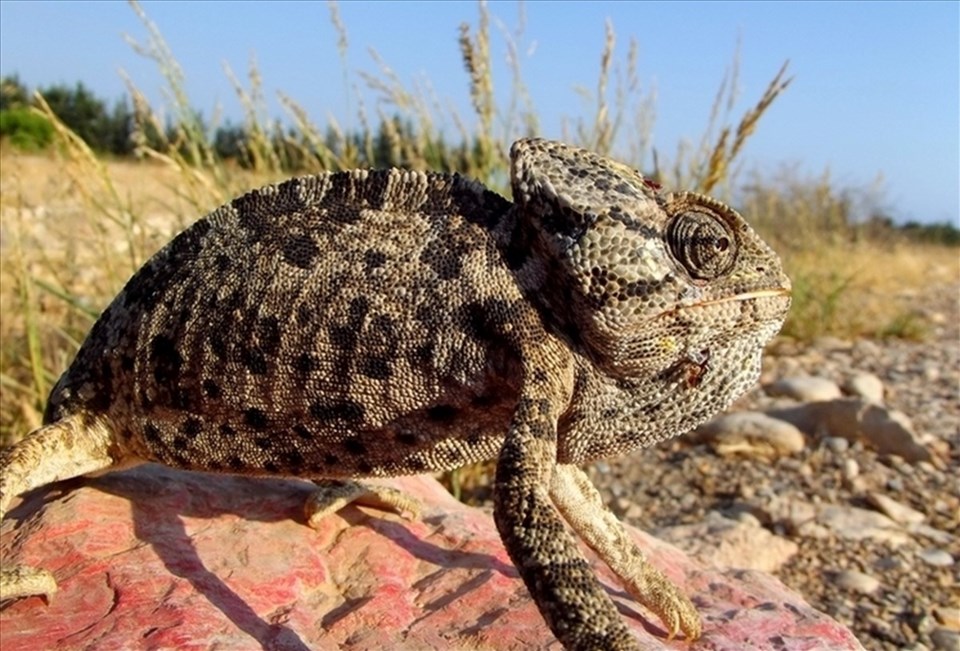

{"left": 510, "top": 138, "right": 791, "bottom": 389}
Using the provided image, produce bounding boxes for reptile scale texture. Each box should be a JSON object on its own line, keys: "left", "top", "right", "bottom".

{"left": 0, "top": 139, "right": 791, "bottom": 650}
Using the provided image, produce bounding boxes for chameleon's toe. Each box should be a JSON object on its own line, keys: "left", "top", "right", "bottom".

{"left": 0, "top": 565, "right": 58, "bottom": 603}
{"left": 304, "top": 480, "right": 422, "bottom": 529}
{"left": 648, "top": 578, "right": 702, "bottom": 641}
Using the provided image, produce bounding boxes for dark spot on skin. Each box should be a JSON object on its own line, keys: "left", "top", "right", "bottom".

{"left": 202, "top": 380, "right": 222, "bottom": 399}
{"left": 219, "top": 423, "right": 236, "bottom": 437}
{"left": 427, "top": 405, "right": 458, "bottom": 422}
{"left": 368, "top": 314, "right": 399, "bottom": 349}
{"left": 284, "top": 450, "right": 304, "bottom": 469}
{"left": 150, "top": 335, "right": 183, "bottom": 386}
{"left": 244, "top": 408, "right": 269, "bottom": 431}
{"left": 181, "top": 418, "right": 202, "bottom": 438}
{"left": 293, "top": 353, "right": 316, "bottom": 374}
{"left": 209, "top": 333, "right": 227, "bottom": 360}
{"left": 145, "top": 423, "right": 162, "bottom": 444}
{"left": 343, "top": 437, "right": 367, "bottom": 456}
{"left": 257, "top": 316, "right": 282, "bottom": 355}
{"left": 309, "top": 399, "right": 365, "bottom": 423}
{"left": 254, "top": 437, "right": 272, "bottom": 450}
{"left": 364, "top": 249, "right": 387, "bottom": 269}
{"left": 173, "top": 388, "right": 197, "bottom": 411}
{"left": 457, "top": 299, "right": 511, "bottom": 343}
{"left": 228, "top": 456, "right": 244, "bottom": 470}
{"left": 408, "top": 458, "right": 427, "bottom": 472}
{"left": 264, "top": 461, "right": 280, "bottom": 474}
{"left": 121, "top": 355, "right": 135, "bottom": 372}
{"left": 215, "top": 253, "right": 231, "bottom": 272}
{"left": 409, "top": 341, "right": 435, "bottom": 366}
{"left": 420, "top": 238, "right": 465, "bottom": 280}
{"left": 282, "top": 233, "right": 320, "bottom": 269}
{"left": 532, "top": 368, "right": 549, "bottom": 385}
{"left": 360, "top": 356, "right": 392, "bottom": 379}
{"left": 297, "top": 304, "right": 313, "bottom": 324}
{"left": 396, "top": 432, "right": 418, "bottom": 446}
{"left": 293, "top": 423, "right": 312, "bottom": 439}
{"left": 173, "top": 436, "right": 189, "bottom": 451}
{"left": 240, "top": 347, "right": 268, "bottom": 375}
{"left": 324, "top": 453, "right": 340, "bottom": 466}
{"left": 357, "top": 460, "right": 373, "bottom": 474}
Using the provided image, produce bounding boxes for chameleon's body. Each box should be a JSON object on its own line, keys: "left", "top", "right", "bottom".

{"left": 0, "top": 139, "right": 791, "bottom": 650}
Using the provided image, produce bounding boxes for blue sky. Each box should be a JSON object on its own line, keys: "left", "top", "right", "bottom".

{"left": 1, "top": 1, "right": 957, "bottom": 225}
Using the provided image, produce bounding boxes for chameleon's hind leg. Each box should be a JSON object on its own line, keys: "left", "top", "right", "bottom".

{"left": 1, "top": 413, "right": 131, "bottom": 602}
{"left": 304, "top": 480, "right": 421, "bottom": 528}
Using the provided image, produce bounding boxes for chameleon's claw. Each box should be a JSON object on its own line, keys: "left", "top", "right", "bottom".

{"left": 0, "top": 565, "right": 58, "bottom": 604}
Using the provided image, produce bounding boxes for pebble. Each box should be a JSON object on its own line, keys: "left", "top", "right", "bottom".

{"left": 918, "top": 548, "right": 954, "bottom": 567}
{"left": 824, "top": 436, "right": 850, "bottom": 454}
{"left": 691, "top": 411, "right": 806, "bottom": 459}
{"left": 834, "top": 569, "right": 881, "bottom": 595}
{"left": 867, "top": 492, "right": 926, "bottom": 525}
{"left": 766, "top": 376, "right": 842, "bottom": 402}
{"left": 842, "top": 372, "right": 885, "bottom": 403}
{"left": 930, "top": 628, "right": 960, "bottom": 651}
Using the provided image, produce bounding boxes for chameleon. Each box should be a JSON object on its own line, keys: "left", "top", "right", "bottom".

{"left": 0, "top": 138, "right": 791, "bottom": 650}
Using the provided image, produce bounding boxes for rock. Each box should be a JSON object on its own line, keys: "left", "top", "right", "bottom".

{"left": 834, "top": 570, "right": 881, "bottom": 595}
{"left": 769, "top": 398, "right": 932, "bottom": 463}
{"left": 841, "top": 372, "right": 885, "bottom": 404}
{"left": 842, "top": 459, "right": 860, "bottom": 481}
{"left": 866, "top": 492, "right": 925, "bottom": 525}
{"left": 825, "top": 436, "right": 850, "bottom": 454}
{"left": 767, "top": 376, "right": 843, "bottom": 402}
{"left": 930, "top": 628, "right": 960, "bottom": 651}
{"left": 918, "top": 548, "right": 955, "bottom": 567}
{"left": 691, "top": 411, "right": 806, "bottom": 459}
{"left": 816, "top": 505, "right": 911, "bottom": 546}
{"left": 932, "top": 605, "right": 960, "bottom": 631}
{"left": 656, "top": 511, "right": 799, "bottom": 574}
{"left": 0, "top": 465, "right": 865, "bottom": 650}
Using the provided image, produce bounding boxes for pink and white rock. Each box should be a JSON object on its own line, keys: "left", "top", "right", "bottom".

{"left": 1, "top": 465, "right": 864, "bottom": 650}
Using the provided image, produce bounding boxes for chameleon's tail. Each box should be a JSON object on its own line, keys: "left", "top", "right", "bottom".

{"left": 0, "top": 412, "right": 124, "bottom": 602}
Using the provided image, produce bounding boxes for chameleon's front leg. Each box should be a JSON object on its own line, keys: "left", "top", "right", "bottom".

{"left": 494, "top": 392, "right": 639, "bottom": 651}
{"left": 550, "top": 464, "right": 702, "bottom": 640}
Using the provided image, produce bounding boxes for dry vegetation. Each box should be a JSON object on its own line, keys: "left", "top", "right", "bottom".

{"left": 0, "top": 1, "right": 955, "bottom": 450}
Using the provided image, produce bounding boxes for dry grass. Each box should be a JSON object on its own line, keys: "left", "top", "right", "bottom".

{"left": 0, "top": 1, "right": 952, "bottom": 455}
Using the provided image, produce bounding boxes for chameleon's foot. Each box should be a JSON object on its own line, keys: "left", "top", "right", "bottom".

{"left": 0, "top": 565, "right": 57, "bottom": 603}
{"left": 304, "top": 480, "right": 421, "bottom": 529}
{"left": 624, "top": 565, "right": 702, "bottom": 640}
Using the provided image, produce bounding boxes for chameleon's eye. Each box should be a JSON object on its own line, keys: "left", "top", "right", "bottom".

{"left": 666, "top": 211, "right": 737, "bottom": 280}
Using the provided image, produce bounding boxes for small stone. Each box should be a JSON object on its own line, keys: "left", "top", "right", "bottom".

{"left": 817, "top": 505, "right": 910, "bottom": 546}
{"left": 918, "top": 548, "right": 954, "bottom": 567}
{"left": 769, "top": 399, "right": 931, "bottom": 463}
{"left": 656, "top": 513, "right": 799, "bottom": 573}
{"left": 867, "top": 493, "right": 926, "bottom": 525}
{"left": 932, "top": 605, "right": 960, "bottom": 631}
{"left": 825, "top": 436, "right": 850, "bottom": 454}
{"left": 842, "top": 372, "right": 885, "bottom": 404}
{"left": 930, "top": 628, "right": 960, "bottom": 651}
{"left": 691, "top": 411, "right": 806, "bottom": 459}
{"left": 767, "top": 376, "right": 843, "bottom": 402}
{"left": 834, "top": 569, "right": 881, "bottom": 595}
{"left": 842, "top": 459, "right": 860, "bottom": 480}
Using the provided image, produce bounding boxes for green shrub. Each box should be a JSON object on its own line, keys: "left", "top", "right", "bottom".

{"left": 0, "top": 108, "right": 54, "bottom": 150}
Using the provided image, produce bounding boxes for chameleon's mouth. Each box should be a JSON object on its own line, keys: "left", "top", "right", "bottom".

{"left": 701, "top": 286, "right": 792, "bottom": 306}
